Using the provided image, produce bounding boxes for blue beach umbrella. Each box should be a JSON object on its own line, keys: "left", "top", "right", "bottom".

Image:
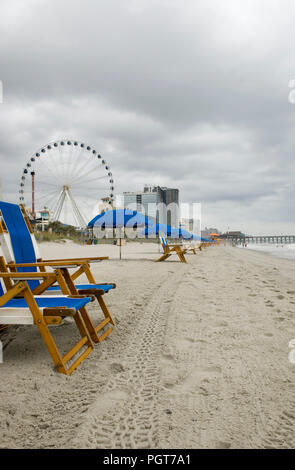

{"left": 188, "top": 234, "right": 210, "bottom": 242}
{"left": 142, "top": 224, "right": 202, "bottom": 240}
{"left": 179, "top": 229, "right": 195, "bottom": 240}
{"left": 88, "top": 209, "right": 152, "bottom": 259}
{"left": 88, "top": 209, "right": 151, "bottom": 229}
{"left": 141, "top": 223, "right": 177, "bottom": 237}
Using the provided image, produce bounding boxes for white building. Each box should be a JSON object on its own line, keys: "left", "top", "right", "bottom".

{"left": 120, "top": 185, "right": 179, "bottom": 227}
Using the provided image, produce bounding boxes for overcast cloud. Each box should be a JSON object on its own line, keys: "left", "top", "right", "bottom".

{"left": 1, "top": 0, "right": 295, "bottom": 234}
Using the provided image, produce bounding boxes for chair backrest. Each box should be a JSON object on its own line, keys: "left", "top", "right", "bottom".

{"left": 0, "top": 201, "right": 40, "bottom": 290}
{"left": 0, "top": 277, "right": 5, "bottom": 296}
{"left": 0, "top": 209, "right": 15, "bottom": 263}
{"left": 159, "top": 231, "right": 169, "bottom": 251}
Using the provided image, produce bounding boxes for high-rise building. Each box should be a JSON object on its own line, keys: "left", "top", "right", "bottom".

{"left": 121, "top": 185, "right": 179, "bottom": 227}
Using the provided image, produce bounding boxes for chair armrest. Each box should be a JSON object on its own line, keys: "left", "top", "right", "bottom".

{"left": 42, "top": 257, "right": 109, "bottom": 262}
{"left": 0, "top": 272, "right": 57, "bottom": 279}
{"left": 0, "top": 281, "right": 28, "bottom": 305}
{"left": 8, "top": 261, "right": 81, "bottom": 268}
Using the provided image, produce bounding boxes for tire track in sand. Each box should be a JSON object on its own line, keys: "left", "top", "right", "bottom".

{"left": 70, "top": 266, "right": 185, "bottom": 448}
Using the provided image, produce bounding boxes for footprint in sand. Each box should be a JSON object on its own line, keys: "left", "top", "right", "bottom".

{"left": 214, "top": 441, "right": 231, "bottom": 449}
{"left": 215, "top": 321, "right": 228, "bottom": 327}
{"left": 184, "top": 337, "right": 195, "bottom": 343}
{"left": 277, "top": 295, "right": 285, "bottom": 300}
{"left": 110, "top": 363, "right": 125, "bottom": 373}
{"left": 199, "top": 386, "right": 209, "bottom": 396}
{"left": 161, "top": 353, "right": 175, "bottom": 363}
{"left": 163, "top": 381, "right": 175, "bottom": 390}
{"left": 203, "top": 365, "right": 222, "bottom": 375}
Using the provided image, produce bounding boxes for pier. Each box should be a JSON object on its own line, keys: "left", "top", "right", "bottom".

{"left": 233, "top": 235, "right": 295, "bottom": 244}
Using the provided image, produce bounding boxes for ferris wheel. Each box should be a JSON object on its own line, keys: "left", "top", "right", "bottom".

{"left": 19, "top": 140, "right": 114, "bottom": 227}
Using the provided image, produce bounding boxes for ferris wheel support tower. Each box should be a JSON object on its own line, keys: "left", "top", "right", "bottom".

{"left": 54, "top": 185, "right": 86, "bottom": 228}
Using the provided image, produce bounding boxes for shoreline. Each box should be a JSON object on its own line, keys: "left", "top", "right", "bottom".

{"left": 238, "top": 243, "right": 295, "bottom": 262}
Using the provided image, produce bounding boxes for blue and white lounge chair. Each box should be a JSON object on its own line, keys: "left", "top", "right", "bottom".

{"left": 0, "top": 201, "right": 115, "bottom": 343}
{"left": 156, "top": 231, "right": 188, "bottom": 263}
{"left": 0, "top": 270, "right": 94, "bottom": 374}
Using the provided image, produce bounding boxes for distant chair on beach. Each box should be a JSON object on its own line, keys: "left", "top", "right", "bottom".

{"left": 0, "top": 270, "right": 94, "bottom": 374}
{"left": 182, "top": 242, "right": 197, "bottom": 254}
{"left": 156, "top": 232, "right": 188, "bottom": 263}
{"left": 0, "top": 201, "right": 115, "bottom": 344}
{"left": 198, "top": 238, "right": 215, "bottom": 250}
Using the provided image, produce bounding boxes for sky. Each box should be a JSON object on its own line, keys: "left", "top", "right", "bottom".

{"left": 0, "top": 0, "right": 295, "bottom": 234}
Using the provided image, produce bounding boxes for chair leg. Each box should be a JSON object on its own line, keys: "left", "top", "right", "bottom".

{"left": 56, "top": 268, "right": 115, "bottom": 344}
{"left": 177, "top": 252, "right": 187, "bottom": 263}
{"left": 59, "top": 311, "right": 93, "bottom": 375}
{"left": 156, "top": 253, "right": 171, "bottom": 262}
{"left": 94, "top": 295, "right": 114, "bottom": 343}
{"left": 35, "top": 319, "right": 66, "bottom": 371}
{"left": 23, "top": 289, "right": 93, "bottom": 375}
{"left": 37, "top": 313, "right": 93, "bottom": 375}
{"left": 173, "top": 247, "right": 187, "bottom": 263}
{"left": 97, "top": 294, "right": 114, "bottom": 325}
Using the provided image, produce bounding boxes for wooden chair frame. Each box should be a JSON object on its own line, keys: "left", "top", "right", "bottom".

{"left": 0, "top": 257, "right": 114, "bottom": 344}
{"left": 182, "top": 243, "right": 197, "bottom": 255}
{"left": 156, "top": 232, "right": 188, "bottom": 263}
{"left": 0, "top": 272, "right": 94, "bottom": 375}
{"left": 0, "top": 204, "right": 115, "bottom": 344}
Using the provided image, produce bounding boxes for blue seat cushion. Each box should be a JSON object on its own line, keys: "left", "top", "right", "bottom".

{"left": 47, "top": 283, "right": 115, "bottom": 293}
{"left": 0, "top": 295, "right": 92, "bottom": 311}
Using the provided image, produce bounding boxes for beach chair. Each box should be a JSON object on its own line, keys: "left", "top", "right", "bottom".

{"left": 182, "top": 241, "right": 197, "bottom": 255}
{"left": 0, "top": 201, "right": 115, "bottom": 343}
{"left": 156, "top": 232, "right": 187, "bottom": 263}
{"left": 198, "top": 239, "right": 214, "bottom": 250}
{"left": 0, "top": 270, "right": 94, "bottom": 374}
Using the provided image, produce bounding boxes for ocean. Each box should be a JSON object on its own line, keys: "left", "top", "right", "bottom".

{"left": 240, "top": 243, "right": 295, "bottom": 261}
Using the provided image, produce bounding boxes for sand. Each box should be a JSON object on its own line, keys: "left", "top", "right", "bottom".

{"left": 1, "top": 241, "right": 295, "bottom": 449}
